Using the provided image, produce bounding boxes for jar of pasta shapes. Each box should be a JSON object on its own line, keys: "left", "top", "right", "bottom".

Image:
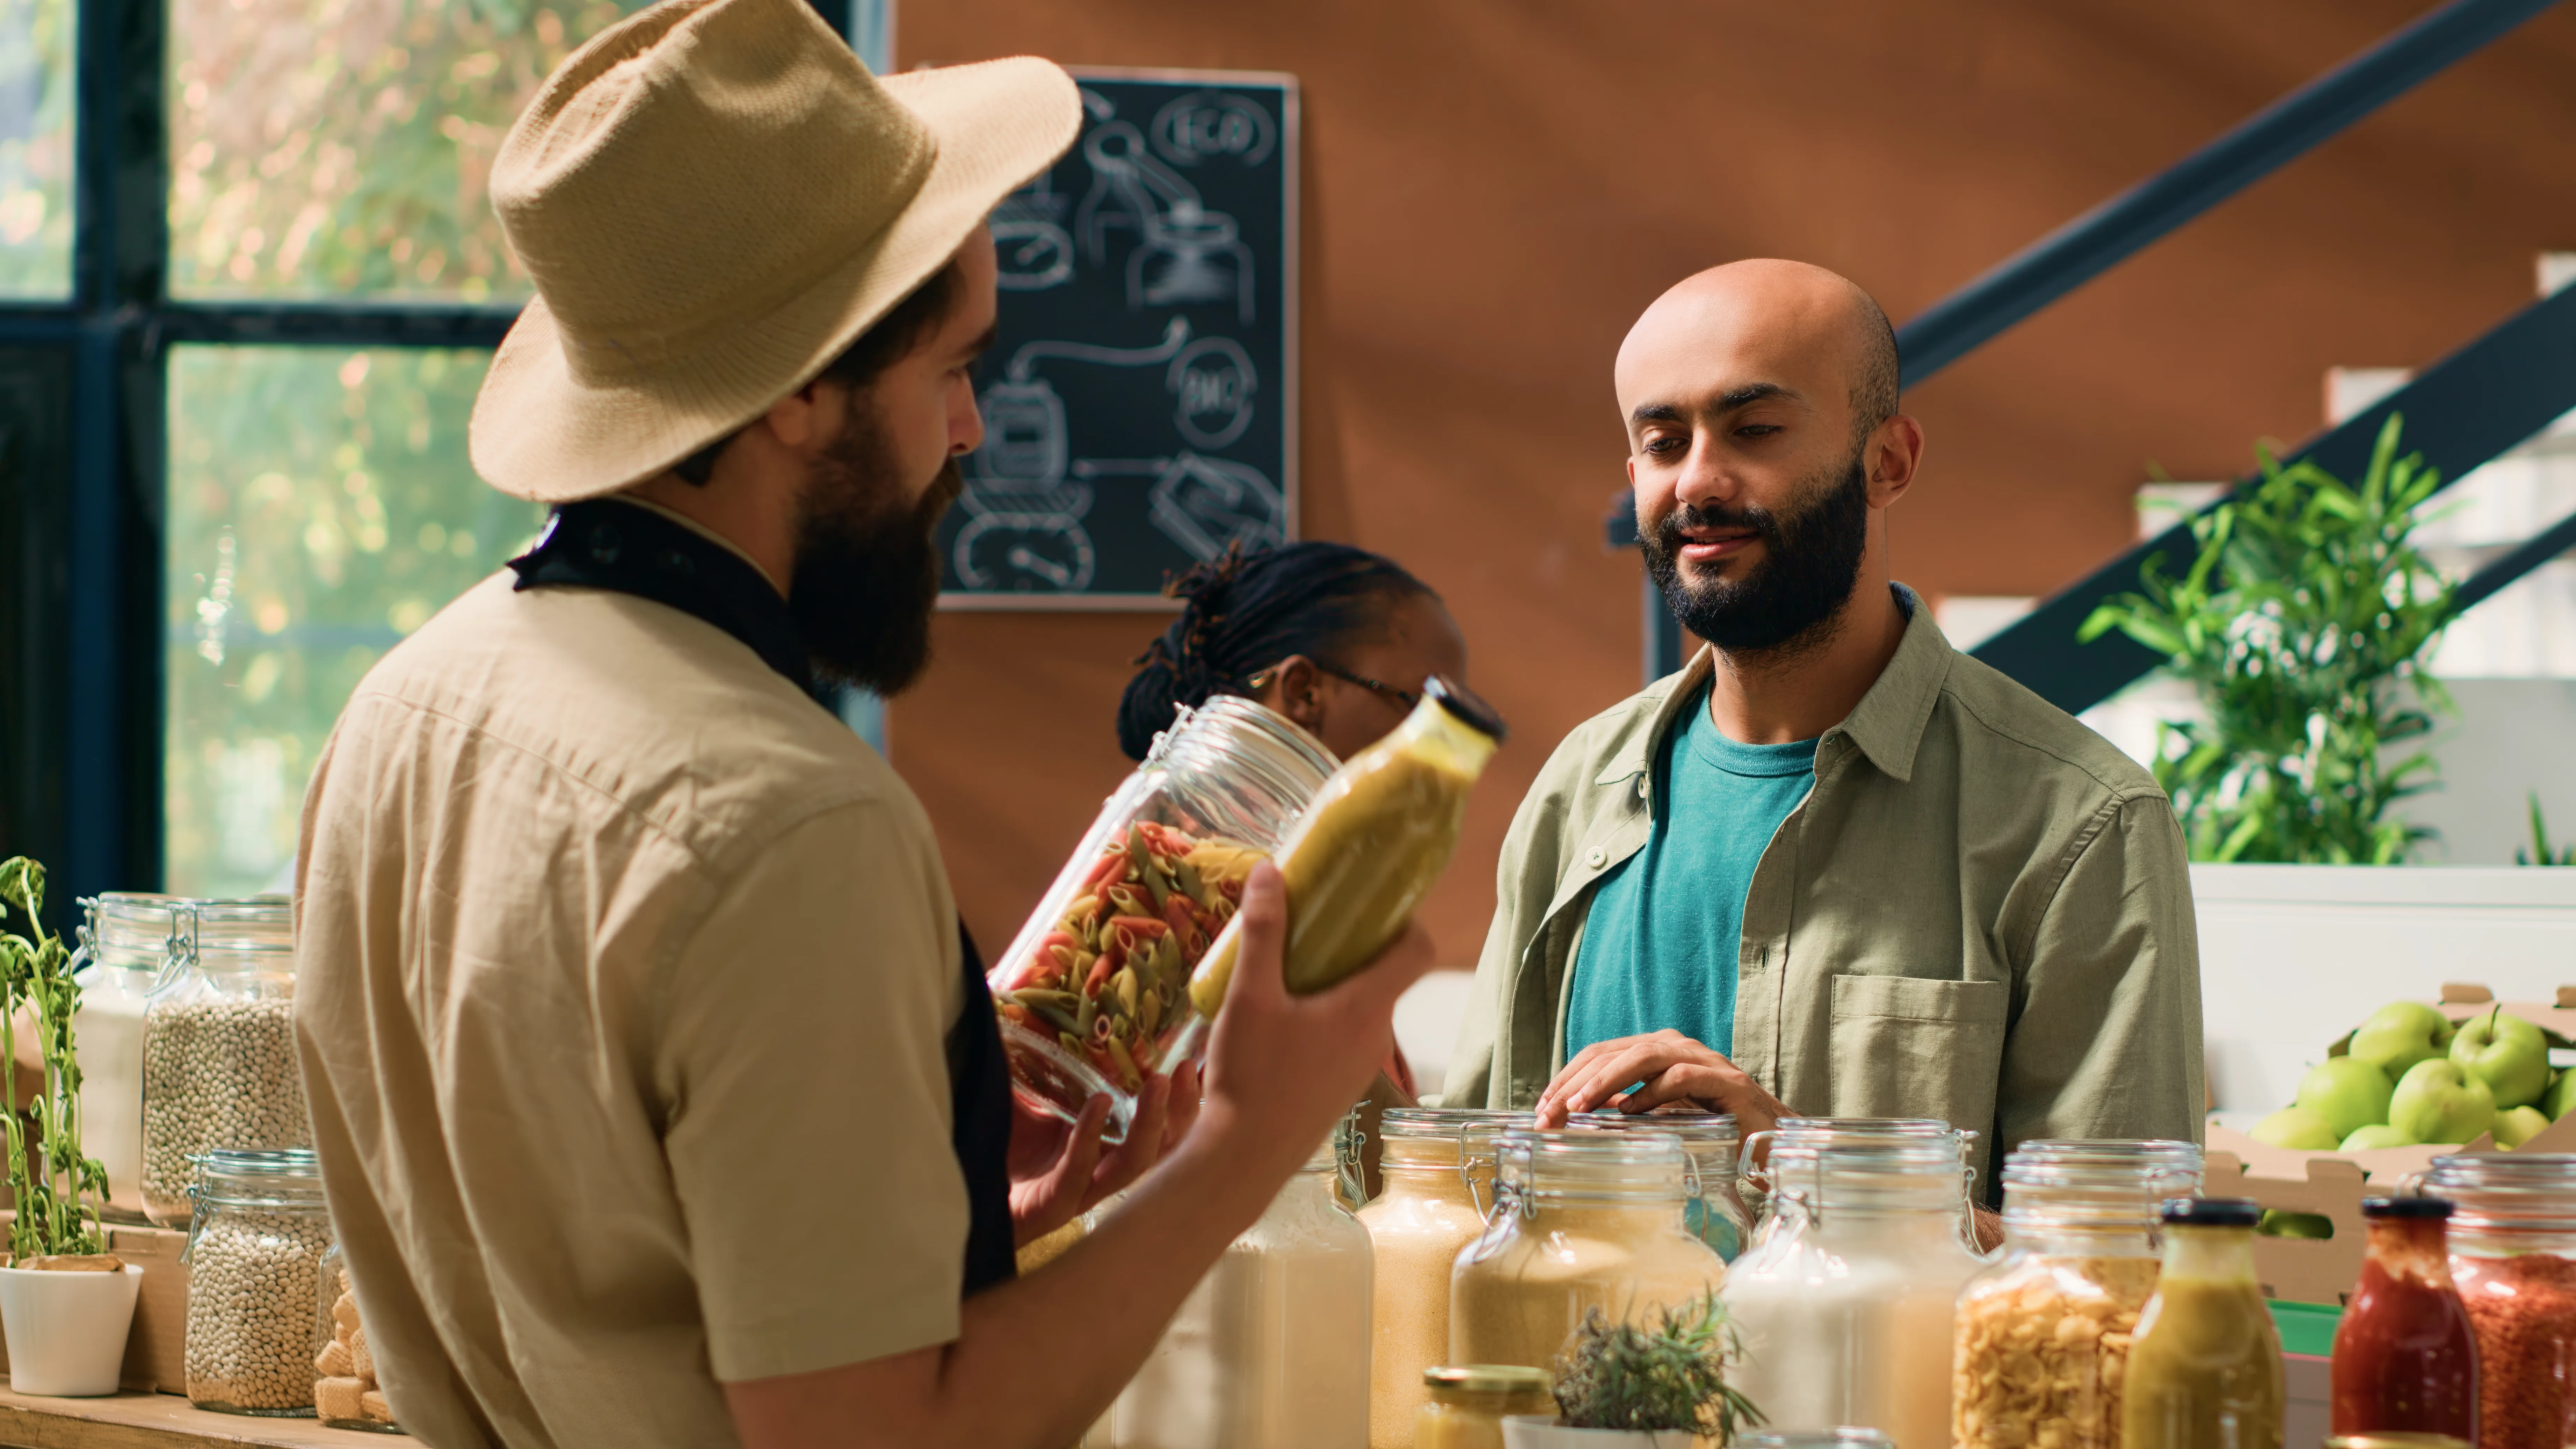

{"left": 142, "top": 898, "right": 306, "bottom": 1225}
{"left": 1740, "top": 1116, "right": 1982, "bottom": 1254}
{"left": 1096, "top": 1133, "right": 1372, "bottom": 1449}
{"left": 312, "top": 1243, "right": 399, "bottom": 1432}
{"left": 70, "top": 891, "right": 179, "bottom": 1218}
{"left": 1574, "top": 1109, "right": 1752, "bottom": 1262}
{"left": 989, "top": 696, "right": 1335, "bottom": 1143}
{"left": 1721, "top": 1132, "right": 1988, "bottom": 1449}
{"left": 1953, "top": 1139, "right": 2205, "bottom": 1449}
{"left": 2425, "top": 1152, "right": 2576, "bottom": 1449}
{"left": 1356, "top": 1108, "right": 1525, "bottom": 1449}
{"left": 1450, "top": 1128, "right": 1726, "bottom": 1372}
{"left": 184, "top": 1149, "right": 333, "bottom": 1415}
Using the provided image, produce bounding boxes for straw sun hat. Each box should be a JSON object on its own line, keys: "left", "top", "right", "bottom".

{"left": 468, "top": 0, "right": 1080, "bottom": 502}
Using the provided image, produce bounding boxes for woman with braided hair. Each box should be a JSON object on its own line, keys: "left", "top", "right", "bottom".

{"left": 1117, "top": 541, "right": 1469, "bottom": 1111}
{"left": 1117, "top": 542, "right": 1468, "bottom": 766}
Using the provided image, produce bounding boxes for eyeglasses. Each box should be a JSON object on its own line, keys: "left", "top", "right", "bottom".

{"left": 1245, "top": 660, "right": 1422, "bottom": 710}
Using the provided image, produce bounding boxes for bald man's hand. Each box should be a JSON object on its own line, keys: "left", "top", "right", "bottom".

{"left": 1532, "top": 1029, "right": 1790, "bottom": 1137}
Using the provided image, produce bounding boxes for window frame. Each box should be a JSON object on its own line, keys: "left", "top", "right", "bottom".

{"left": 0, "top": 0, "right": 880, "bottom": 912}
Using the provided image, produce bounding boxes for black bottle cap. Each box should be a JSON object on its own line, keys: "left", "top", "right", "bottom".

{"left": 1426, "top": 675, "right": 1508, "bottom": 742}
{"left": 2361, "top": 1195, "right": 2455, "bottom": 1220}
{"left": 2160, "top": 1196, "right": 2262, "bottom": 1227}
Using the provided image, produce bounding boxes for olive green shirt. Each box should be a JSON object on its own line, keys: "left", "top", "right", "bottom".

{"left": 1443, "top": 586, "right": 2204, "bottom": 1190}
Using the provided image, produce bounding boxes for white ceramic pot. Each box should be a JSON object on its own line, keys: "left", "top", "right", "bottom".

{"left": 1502, "top": 1415, "right": 1701, "bottom": 1449}
{"left": 0, "top": 1263, "right": 143, "bottom": 1396}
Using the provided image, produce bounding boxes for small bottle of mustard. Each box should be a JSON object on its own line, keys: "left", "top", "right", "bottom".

{"left": 1414, "top": 1364, "right": 1554, "bottom": 1449}
{"left": 2121, "top": 1196, "right": 2285, "bottom": 1449}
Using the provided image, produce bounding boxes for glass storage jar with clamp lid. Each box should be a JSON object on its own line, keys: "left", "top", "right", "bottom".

{"left": 1738, "top": 1116, "right": 1982, "bottom": 1254}
{"left": 1952, "top": 1139, "right": 2204, "bottom": 1449}
{"left": 1449, "top": 1128, "right": 1725, "bottom": 1372}
{"left": 70, "top": 891, "right": 182, "bottom": 1218}
{"left": 184, "top": 1148, "right": 334, "bottom": 1415}
{"left": 1354, "top": 1107, "right": 1526, "bottom": 1449}
{"left": 2425, "top": 1152, "right": 2576, "bottom": 1449}
{"left": 1720, "top": 1131, "right": 1988, "bottom": 1449}
{"left": 142, "top": 898, "right": 307, "bottom": 1226}
{"left": 1573, "top": 1109, "right": 1752, "bottom": 1262}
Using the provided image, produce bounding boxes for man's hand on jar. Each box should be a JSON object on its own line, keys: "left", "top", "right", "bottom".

{"left": 1004, "top": 1057, "right": 1202, "bottom": 1247}
{"left": 1532, "top": 1029, "right": 1790, "bottom": 1136}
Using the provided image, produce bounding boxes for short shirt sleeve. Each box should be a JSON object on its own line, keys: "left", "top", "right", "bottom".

{"left": 656, "top": 800, "right": 968, "bottom": 1382}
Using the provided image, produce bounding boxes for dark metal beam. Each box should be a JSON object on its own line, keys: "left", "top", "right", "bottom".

{"left": 2454, "top": 507, "right": 2576, "bottom": 616}
{"left": 1896, "top": 0, "right": 2565, "bottom": 385}
{"left": 1969, "top": 281, "right": 2576, "bottom": 712}
{"left": 153, "top": 304, "right": 521, "bottom": 350}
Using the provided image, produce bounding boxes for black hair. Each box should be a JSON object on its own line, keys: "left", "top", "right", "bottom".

{"left": 672, "top": 260, "right": 964, "bottom": 485}
{"left": 1116, "top": 541, "right": 1436, "bottom": 761}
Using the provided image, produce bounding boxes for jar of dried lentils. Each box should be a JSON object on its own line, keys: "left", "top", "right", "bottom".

{"left": 1952, "top": 1139, "right": 2204, "bottom": 1449}
{"left": 1354, "top": 1108, "right": 1523, "bottom": 1449}
{"left": 185, "top": 1149, "right": 334, "bottom": 1415}
{"left": 2426, "top": 1152, "right": 2576, "bottom": 1449}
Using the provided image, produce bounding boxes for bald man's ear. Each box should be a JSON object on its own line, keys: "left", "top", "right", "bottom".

{"left": 1864, "top": 414, "right": 1926, "bottom": 509}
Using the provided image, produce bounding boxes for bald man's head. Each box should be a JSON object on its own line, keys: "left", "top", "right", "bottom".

{"left": 1620, "top": 260, "right": 1899, "bottom": 450}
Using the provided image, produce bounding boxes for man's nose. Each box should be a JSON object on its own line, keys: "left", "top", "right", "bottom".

{"left": 951, "top": 380, "right": 985, "bottom": 457}
{"left": 1670, "top": 436, "right": 1737, "bottom": 512}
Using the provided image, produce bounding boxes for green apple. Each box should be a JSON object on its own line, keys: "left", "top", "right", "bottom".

{"left": 2548, "top": 1068, "right": 2576, "bottom": 1122}
{"left": 2341, "top": 1123, "right": 2416, "bottom": 1151}
{"left": 2451, "top": 1007, "right": 2552, "bottom": 1110}
{"left": 2350, "top": 1001, "right": 2456, "bottom": 1080}
{"left": 2257, "top": 1209, "right": 2335, "bottom": 1239}
{"left": 2495, "top": 1105, "right": 2553, "bottom": 1150}
{"left": 2389, "top": 1059, "right": 2497, "bottom": 1146}
{"left": 2296, "top": 1057, "right": 2395, "bottom": 1139}
{"left": 2251, "top": 1106, "right": 2342, "bottom": 1151}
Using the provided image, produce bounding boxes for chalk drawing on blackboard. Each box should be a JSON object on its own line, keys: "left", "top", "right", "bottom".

{"left": 1071, "top": 452, "right": 1285, "bottom": 563}
{"left": 1166, "top": 336, "right": 1256, "bottom": 449}
{"left": 1149, "top": 90, "right": 1278, "bottom": 167}
{"left": 991, "top": 173, "right": 1074, "bottom": 292}
{"left": 1076, "top": 121, "right": 1256, "bottom": 323}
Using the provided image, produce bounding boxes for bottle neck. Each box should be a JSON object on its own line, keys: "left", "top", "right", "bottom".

{"left": 2364, "top": 1217, "right": 2459, "bottom": 1286}
{"left": 2161, "top": 1224, "right": 2257, "bottom": 1281}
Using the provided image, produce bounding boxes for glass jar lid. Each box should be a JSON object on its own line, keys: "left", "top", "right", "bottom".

{"left": 1423, "top": 1363, "right": 1551, "bottom": 1394}
{"left": 1497, "top": 1127, "right": 1690, "bottom": 1203}
{"left": 1379, "top": 1107, "right": 1526, "bottom": 1141}
{"left": 1739, "top": 1431, "right": 1895, "bottom": 1449}
{"left": 1764, "top": 1135, "right": 1968, "bottom": 1214}
{"left": 1152, "top": 695, "right": 1338, "bottom": 797}
{"left": 2000, "top": 1139, "right": 2203, "bottom": 1230}
{"left": 80, "top": 892, "right": 186, "bottom": 973}
{"left": 193, "top": 1148, "right": 327, "bottom": 1207}
{"left": 1573, "top": 1109, "right": 1739, "bottom": 1146}
{"left": 2426, "top": 1153, "right": 2576, "bottom": 1230}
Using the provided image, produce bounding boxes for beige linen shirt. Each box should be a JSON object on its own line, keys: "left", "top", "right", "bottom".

{"left": 1444, "top": 587, "right": 2204, "bottom": 1188}
{"left": 293, "top": 570, "right": 968, "bottom": 1449}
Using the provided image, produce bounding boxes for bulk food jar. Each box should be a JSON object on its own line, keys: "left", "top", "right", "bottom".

{"left": 185, "top": 1148, "right": 334, "bottom": 1415}
{"left": 1720, "top": 1133, "right": 1987, "bottom": 1449}
{"left": 1089, "top": 1135, "right": 1371, "bottom": 1449}
{"left": 1739, "top": 1116, "right": 1981, "bottom": 1252}
{"left": 1450, "top": 1129, "right": 1726, "bottom": 1372}
{"left": 142, "top": 898, "right": 309, "bottom": 1225}
{"left": 1953, "top": 1139, "right": 2204, "bottom": 1449}
{"left": 1574, "top": 1109, "right": 1753, "bottom": 1261}
{"left": 1356, "top": 1107, "right": 1526, "bottom": 1449}
{"left": 70, "top": 891, "right": 179, "bottom": 1217}
{"left": 2426, "top": 1152, "right": 2576, "bottom": 1449}
{"left": 989, "top": 696, "right": 1336, "bottom": 1142}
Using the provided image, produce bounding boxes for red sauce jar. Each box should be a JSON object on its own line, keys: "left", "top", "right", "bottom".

{"left": 2426, "top": 1153, "right": 2576, "bottom": 1449}
{"left": 2330, "top": 1195, "right": 2479, "bottom": 1438}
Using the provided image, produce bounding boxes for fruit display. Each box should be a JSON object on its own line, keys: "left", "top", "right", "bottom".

{"left": 2249, "top": 1000, "right": 2574, "bottom": 1154}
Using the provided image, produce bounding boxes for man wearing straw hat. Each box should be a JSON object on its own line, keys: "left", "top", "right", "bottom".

{"left": 289, "top": 2, "right": 1432, "bottom": 1445}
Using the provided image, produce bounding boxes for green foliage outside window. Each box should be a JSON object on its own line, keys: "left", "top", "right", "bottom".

{"left": 2081, "top": 415, "right": 2459, "bottom": 865}
{"left": 168, "top": 0, "right": 649, "bottom": 299}
{"left": 166, "top": 346, "right": 545, "bottom": 896}
{"left": 0, "top": 0, "right": 74, "bottom": 297}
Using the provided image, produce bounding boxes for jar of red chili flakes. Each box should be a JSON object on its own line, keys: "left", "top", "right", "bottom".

{"left": 2425, "top": 1153, "right": 2576, "bottom": 1449}
{"left": 988, "top": 696, "right": 1336, "bottom": 1143}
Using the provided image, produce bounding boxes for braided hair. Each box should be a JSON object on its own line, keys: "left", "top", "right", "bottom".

{"left": 1117, "top": 542, "right": 1436, "bottom": 761}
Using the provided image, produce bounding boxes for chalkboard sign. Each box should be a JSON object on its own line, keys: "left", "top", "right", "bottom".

{"left": 938, "top": 68, "right": 1298, "bottom": 608}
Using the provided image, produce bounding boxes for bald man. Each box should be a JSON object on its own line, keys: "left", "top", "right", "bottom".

{"left": 1443, "top": 262, "right": 2201, "bottom": 1198}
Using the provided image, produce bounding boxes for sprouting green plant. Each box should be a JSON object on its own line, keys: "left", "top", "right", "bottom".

{"left": 0, "top": 856, "right": 109, "bottom": 1260}
{"left": 1551, "top": 1291, "right": 1764, "bottom": 1440}
{"left": 2080, "top": 414, "right": 2459, "bottom": 864}
{"left": 2517, "top": 793, "right": 2576, "bottom": 867}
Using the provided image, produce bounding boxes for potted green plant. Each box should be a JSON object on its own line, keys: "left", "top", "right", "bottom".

{"left": 1503, "top": 1292, "right": 1764, "bottom": 1448}
{"left": 0, "top": 856, "right": 140, "bottom": 1396}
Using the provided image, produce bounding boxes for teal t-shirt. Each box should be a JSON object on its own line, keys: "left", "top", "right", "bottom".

{"left": 1564, "top": 688, "right": 1819, "bottom": 1060}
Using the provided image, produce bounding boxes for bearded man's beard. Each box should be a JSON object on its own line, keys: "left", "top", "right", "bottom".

{"left": 788, "top": 412, "right": 964, "bottom": 696}
{"left": 1641, "top": 445, "right": 1872, "bottom": 657}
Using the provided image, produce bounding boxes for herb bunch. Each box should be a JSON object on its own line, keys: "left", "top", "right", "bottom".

{"left": 1551, "top": 1291, "right": 1764, "bottom": 1440}
{"left": 2081, "top": 415, "right": 2458, "bottom": 864}
{"left": 1, "top": 857, "right": 109, "bottom": 1260}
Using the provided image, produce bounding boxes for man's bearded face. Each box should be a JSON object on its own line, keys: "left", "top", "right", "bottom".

{"left": 1641, "top": 442, "right": 1871, "bottom": 656}
{"left": 788, "top": 404, "right": 963, "bottom": 697}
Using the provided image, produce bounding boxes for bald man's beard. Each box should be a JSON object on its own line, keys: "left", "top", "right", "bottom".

{"left": 788, "top": 412, "right": 964, "bottom": 697}
{"left": 1642, "top": 446, "right": 1871, "bottom": 658}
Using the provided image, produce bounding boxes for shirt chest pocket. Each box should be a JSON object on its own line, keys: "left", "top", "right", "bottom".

{"left": 1825, "top": 974, "right": 2008, "bottom": 1129}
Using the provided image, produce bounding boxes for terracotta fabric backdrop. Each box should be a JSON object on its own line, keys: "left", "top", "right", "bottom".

{"left": 893, "top": 0, "right": 2576, "bottom": 968}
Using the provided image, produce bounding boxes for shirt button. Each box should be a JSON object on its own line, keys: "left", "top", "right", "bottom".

{"left": 1585, "top": 847, "right": 1607, "bottom": 869}
{"left": 1637, "top": 777, "right": 1651, "bottom": 800}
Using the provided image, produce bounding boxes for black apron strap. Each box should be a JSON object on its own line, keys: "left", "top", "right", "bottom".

{"left": 946, "top": 923, "right": 1020, "bottom": 1294}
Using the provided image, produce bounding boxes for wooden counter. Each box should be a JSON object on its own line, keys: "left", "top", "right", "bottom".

{"left": 0, "top": 1389, "right": 411, "bottom": 1449}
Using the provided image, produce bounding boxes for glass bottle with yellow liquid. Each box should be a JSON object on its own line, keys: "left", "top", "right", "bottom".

{"left": 2122, "top": 1197, "right": 2284, "bottom": 1449}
